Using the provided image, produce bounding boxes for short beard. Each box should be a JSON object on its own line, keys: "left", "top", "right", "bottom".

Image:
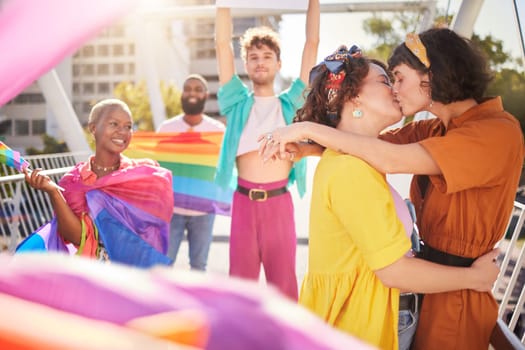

{"left": 250, "top": 74, "right": 274, "bottom": 88}
{"left": 182, "top": 98, "right": 205, "bottom": 115}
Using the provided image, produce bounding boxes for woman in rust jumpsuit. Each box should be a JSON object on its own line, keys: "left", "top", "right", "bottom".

{"left": 260, "top": 28, "right": 524, "bottom": 349}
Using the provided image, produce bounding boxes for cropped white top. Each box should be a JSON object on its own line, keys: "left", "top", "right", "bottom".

{"left": 237, "top": 95, "right": 286, "bottom": 156}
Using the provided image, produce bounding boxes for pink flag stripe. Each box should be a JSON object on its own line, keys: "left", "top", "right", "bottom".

{"left": 0, "top": 0, "right": 137, "bottom": 106}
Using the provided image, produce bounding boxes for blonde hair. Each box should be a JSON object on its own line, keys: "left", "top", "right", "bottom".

{"left": 240, "top": 26, "right": 281, "bottom": 62}
{"left": 88, "top": 99, "right": 132, "bottom": 126}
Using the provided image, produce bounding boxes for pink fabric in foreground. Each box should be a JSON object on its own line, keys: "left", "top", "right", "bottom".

{"left": 0, "top": 253, "right": 376, "bottom": 349}
{"left": 0, "top": 0, "right": 136, "bottom": 105}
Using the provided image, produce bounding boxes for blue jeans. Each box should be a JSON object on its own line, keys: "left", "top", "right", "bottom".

{"left": 398, "top": 309, "right": 419, "bottom": 350}
{"left": 168, "top": 213, "right": 215, "bottom": 271}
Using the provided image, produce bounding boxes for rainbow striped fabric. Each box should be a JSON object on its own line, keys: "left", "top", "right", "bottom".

{"left": 0, "top": 141, "right": 30, "bottom": 172}
{"left": 16, "top": 160, "right": 174, "bottom": 269}
{"left": 125, "top": 132, "right": 233, "bottom": 216}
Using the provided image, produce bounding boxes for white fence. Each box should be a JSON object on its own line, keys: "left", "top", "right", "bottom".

{"left": 493, "top": 201, "right": 525, "bottom": 346}
{"left": 0, "top": 152, "right": 88, "bottom": 250}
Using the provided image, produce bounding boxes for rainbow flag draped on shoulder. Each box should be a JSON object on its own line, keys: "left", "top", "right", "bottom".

{"left": 125, "top": 131, "right": 233, "bottom": 216}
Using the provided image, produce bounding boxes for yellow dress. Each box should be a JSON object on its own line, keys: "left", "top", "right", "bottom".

{"left": 299, "top": 149, "right": 411, "bottom": 350}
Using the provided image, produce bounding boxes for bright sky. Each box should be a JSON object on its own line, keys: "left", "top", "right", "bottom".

{"left": 279, "top": 0, "right": 525, "bottom": 78}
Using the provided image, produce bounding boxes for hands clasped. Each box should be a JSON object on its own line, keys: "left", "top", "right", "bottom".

{"left": 258, "top": 124, "right": 307, "bottom": 163}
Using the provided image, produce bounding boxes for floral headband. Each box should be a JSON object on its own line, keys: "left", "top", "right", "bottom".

{"left": 308, "top": 45, "right": 363, "bottom": 104}
{"left": 308, "top": 45, "right": 362, "bottom": 123}
{"left": 405, "top": 33, "right": 430, "bottom": 69}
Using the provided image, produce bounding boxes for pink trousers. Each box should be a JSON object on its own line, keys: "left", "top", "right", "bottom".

{"left": 229, "top": 177, "right": 298, "bottom": 300}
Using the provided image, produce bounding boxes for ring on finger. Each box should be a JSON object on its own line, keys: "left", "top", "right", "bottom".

{"left": 266, "top": 133, "right": 273, "bottom": 141}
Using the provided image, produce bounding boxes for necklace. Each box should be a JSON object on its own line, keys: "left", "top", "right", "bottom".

{"left": 91, "top": 160, "right": 120, "bottom": 172}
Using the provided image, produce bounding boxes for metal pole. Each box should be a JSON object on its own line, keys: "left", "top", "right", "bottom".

{"left": 417, "top": 0, "right": 437, "bottom": 32}
{"left": 133, "top": 19, "right": 166, "bottom": 130}
{"left": 450, "top": 0, "right": 484, "bottom": 38}
{"left": 37, "top": 70, "right": 90, "bottom": 161}
{"left": 138, "top": 2, "right": 438, "bottom": 19}
{"left": 512, "top": 0, "right": 525, "bottom": 72}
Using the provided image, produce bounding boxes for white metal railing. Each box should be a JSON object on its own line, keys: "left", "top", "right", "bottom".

{"left": 0, "top": 152, "right": 88, "bottom": 251}
{"left": 493, "top": 201, "right": 525, "bottom": 345}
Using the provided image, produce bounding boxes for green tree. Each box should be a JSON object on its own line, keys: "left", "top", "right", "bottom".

{"left": 471, "top": 35, "right": 525, "bottom": 134}
{"left": 160, "top": 80, "right": 184, "bottom": 119}
{"left": 26, "top": 134, "right": 69, "bottom": 155}
{"left": 471, "top": 34, "right": 510, "bottom": 70}
{"left": 362, "top": 11, "right": 525, "bottom": 134}
{"left": 486, "top": 68, "right": 525, "bottom": 133}
{"left": 113, "top": 80, "right": 183, "bottom": 131}
{"left": 362, "top": 10, "right": 451, "bottom": 61}
{"left": 362, "top": 15, "right": 403, "bottom": 61}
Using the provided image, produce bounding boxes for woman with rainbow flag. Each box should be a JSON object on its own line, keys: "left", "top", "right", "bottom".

{"left": 17, "top": 99, "right": 174, "bottom": 268}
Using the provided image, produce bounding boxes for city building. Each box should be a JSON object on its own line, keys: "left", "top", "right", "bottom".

{"left": 0, "top": 0, "right": 280, "bottom": 152}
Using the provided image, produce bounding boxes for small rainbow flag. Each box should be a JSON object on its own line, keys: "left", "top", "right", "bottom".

{"left": 0, "top": 141, "right": 64, "bottom": 191}
{"left": 125, "top": 132, "right": 232, "bottom": 216}
{"left": 0, "top": 141, "right": 30, "bottom": 172}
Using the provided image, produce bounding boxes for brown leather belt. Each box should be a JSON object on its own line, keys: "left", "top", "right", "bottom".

{"left": 236, "top": 185, "right": 288, "bottom": 202}
{"left": 399, "top": 293, "right": 422, "bottom": 314}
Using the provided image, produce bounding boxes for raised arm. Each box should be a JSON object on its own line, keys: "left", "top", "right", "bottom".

{"left": 24, "top": 169, "right": 82, "bottom": 245}
{"left": 262, "top": 121, "right": 441, "bottom": 175}
{"left": 215, "top": 7, "right": 236, "bottom": 85}
{"left": 299, "top": 0, "right": 320, "bottom": 84}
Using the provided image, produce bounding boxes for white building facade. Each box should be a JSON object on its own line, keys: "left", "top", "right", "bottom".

{"left": 0, "top": 0, "right": 279, "bottom": 152}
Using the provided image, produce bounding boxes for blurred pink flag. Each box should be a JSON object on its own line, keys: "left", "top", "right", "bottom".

{"left": 0, "top": 0, "right": 137, "bottom": 106}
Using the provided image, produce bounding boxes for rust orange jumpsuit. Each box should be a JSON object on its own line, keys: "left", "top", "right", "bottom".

{"left": 381, "top": 97, "right": 524, "bottom": 349}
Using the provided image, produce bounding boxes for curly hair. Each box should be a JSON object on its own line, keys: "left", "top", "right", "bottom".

{"left": 388, "top": 28, "right": 493, "bottom": 104}
{"left": 295, "top": 56, "right": 388, "bottom": 128}
{"left": 240, "top": 26, "right": 281, "bottom": 62}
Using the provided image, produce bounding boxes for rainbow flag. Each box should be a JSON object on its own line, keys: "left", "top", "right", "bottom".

{"left": 16, "top": 162, "right": 174, "bottom": 269}
{"left": 125, "top": 132, "right": 233, "bottom": 216}
{"left": 0, "top": 141, "right": 30, "bottom": 172}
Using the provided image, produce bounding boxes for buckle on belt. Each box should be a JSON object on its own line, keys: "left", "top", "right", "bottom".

{"left": 400, "top": 293, "right": 420, "bottom": 314}
{"left": 248, "top": 188, "right": 268, "bottom": 201}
